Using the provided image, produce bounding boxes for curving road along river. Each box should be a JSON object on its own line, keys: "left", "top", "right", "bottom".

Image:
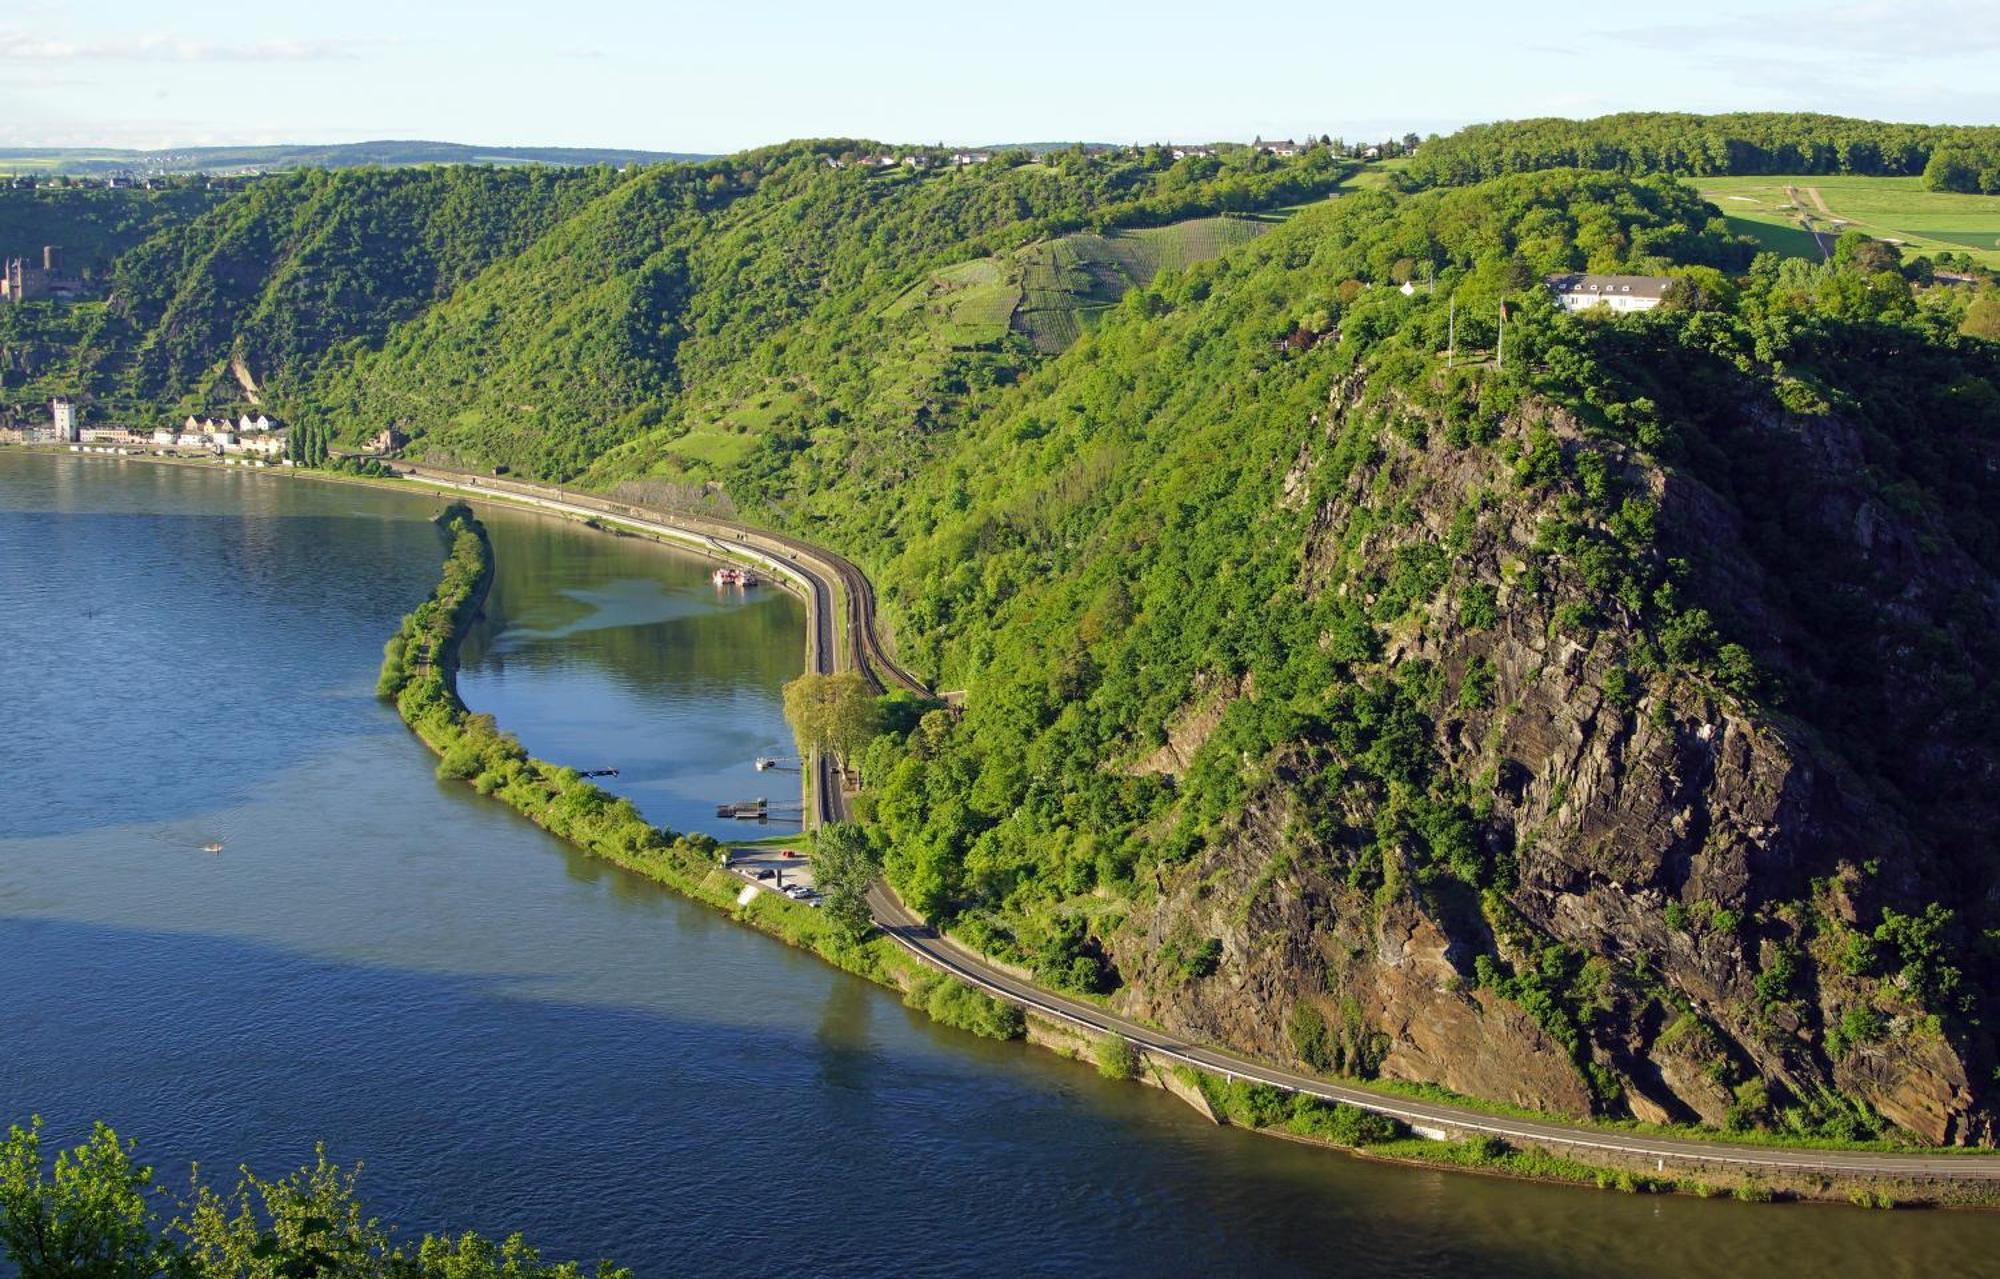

{"left": 385, "top": 462, "right": 2000, "bottom": 1184}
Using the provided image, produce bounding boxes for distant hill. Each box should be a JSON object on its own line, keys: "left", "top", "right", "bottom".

{"left": 0, "top": 140, "right": 710, "bottom": 176}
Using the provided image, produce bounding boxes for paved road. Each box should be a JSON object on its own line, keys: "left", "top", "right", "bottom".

{"left": 386, "top": 462, "right": 2000, "bottom": 1181}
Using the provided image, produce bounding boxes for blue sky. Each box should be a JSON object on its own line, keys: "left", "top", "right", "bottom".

{"left": 2, "top": 0, "right": 1995, "bottom": 152}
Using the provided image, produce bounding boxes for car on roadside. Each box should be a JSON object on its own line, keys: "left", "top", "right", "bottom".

{"left": 754, "top": 868, "right": 775, "bottom": 881}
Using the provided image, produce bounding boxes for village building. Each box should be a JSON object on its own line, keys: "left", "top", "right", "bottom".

{"left": 1545, "top": 273, "right": 1674, "bottom": 314}
{"left": 1255, "top": 137, "right": 1303, "bottom": 157}
{"left": 367, "top": 426, "right": 407, "bottom": 453}
{"left": 80, "top": 426, "right": 147, "bottom": 446}
{"left": 229, "top": 432, "right": 288, "bottom": 458}
{"left": 51, "top": 397, "right": 78, "bottom": 443}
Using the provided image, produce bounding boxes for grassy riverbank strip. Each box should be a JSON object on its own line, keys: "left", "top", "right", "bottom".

{"left": 375, "top": 501, "right": 1027, "bottom": 1041}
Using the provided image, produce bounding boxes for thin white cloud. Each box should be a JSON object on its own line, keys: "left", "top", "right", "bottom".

{"left": 0, "top": 31, "right": 370, "bottom": 63}
{"left": 1606, "top": 0, "right": 2000, "bottom": 61}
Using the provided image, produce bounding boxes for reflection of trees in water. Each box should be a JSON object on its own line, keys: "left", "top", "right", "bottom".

{"left": 814, "top": 971, "right": 878, "bottom": 1099}
{"left": 460, "top": 512, "right": 806, "bottom": 687}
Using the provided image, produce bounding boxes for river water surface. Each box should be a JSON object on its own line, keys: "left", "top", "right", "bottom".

{"left": 3, "top": 451, "right": 1996, "bottom": 1278}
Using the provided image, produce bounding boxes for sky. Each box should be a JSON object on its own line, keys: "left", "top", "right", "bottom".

{"left": 2, "top": 0, "right": 1996, "bottom": 153}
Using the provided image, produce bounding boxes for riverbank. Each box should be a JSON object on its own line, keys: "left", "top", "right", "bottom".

{"left": 374, "top": 503, "right": 926, "bottom": 999}
{"left": 27, "top": 444, "right": 2000, "bottom": 1204}
{"left": 362, "top": 490, "right": 1995, "bottom": 1209}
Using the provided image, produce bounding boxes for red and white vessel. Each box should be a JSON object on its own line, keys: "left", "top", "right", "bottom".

{"left": 712, "top": 566, "right": 760, "bottom": 587}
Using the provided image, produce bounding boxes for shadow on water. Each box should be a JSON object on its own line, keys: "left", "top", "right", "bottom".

{"left": 12, "top": 916, "right": 1996, "bottom": 1279}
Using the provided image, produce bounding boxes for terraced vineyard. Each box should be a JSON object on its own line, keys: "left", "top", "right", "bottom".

{"left": 1011, "top": 216, "right": 1268, "bottom": 352}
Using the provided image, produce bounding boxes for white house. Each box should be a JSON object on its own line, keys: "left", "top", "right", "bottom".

{"left": 232, "top": 432, "right": 287, "bottom": 458}
{"left": 1545, "top": 274, "right": 1674, "bottom": 314}
{"left": 237, "top": 412, "right": 275, "bottom": 434}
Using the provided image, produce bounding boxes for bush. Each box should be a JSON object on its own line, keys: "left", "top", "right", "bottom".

{"left": 1287, "top": 1001, "right": 1333, "bottom": 1071}
{"left": 1094, "top": 1035, "right": 1141, "bottom": 1081}
{"left": 905, "top": 970, "right": 1025, "bottom": 1041}
{"left": 1285, "top": 1095, "right": 1404, "bottom": 1146}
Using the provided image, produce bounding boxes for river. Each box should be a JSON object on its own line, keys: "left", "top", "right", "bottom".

{"left": 2, "top": 450, "right": 1995, "bottom": 1278}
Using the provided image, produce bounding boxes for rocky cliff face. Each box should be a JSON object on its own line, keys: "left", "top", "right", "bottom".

{"left": 1107, "top": 372, "right": 1998, "bottom": 1145}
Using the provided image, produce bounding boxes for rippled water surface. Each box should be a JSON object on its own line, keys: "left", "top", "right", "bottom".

{"left": 4, "top": 451, "right": 1996, "bottom": 1278}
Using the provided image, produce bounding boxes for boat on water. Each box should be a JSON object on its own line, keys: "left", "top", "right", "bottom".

{"left": 712, "top": 566, "right": 760, "bottom": 588}
{"left": 200, "top": 842, "right": 223, "bottom": 854}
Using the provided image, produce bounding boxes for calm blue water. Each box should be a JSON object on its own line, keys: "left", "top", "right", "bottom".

{"left": 3, "top": 452, "right": 1996, "bottom": 1278}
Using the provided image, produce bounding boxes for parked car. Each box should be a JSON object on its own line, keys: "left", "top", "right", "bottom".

{"left": 754, "top": 868, "right": 775, "bottom": 881}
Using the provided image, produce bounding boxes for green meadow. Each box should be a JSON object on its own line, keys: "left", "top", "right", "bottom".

{"left": 1699, "top": 174, "right": 2000, "bottom": 267}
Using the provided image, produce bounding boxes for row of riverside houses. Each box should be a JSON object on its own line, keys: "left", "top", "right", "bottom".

{"left": 157, "top": 414, "right": 288, "bottom": 457}
{"left": 5, "top": 397, "right": 286, "bottom": 460}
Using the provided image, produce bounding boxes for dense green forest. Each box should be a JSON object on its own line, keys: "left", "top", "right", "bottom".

{"left": 1922, "top": 139, "right": 2000, "bottom": 194}
{"left": 0, "top": 184, "right": 223, "bottom": 278}
{"left": 9, "top": 114, "right": 2000, "bottom": 1145}
{"left": 1401, "top": 112, "right": 2000, "bottom": 188}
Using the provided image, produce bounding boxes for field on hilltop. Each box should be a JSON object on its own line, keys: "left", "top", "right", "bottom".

{"left": 1699, "top": 175, "right": 2000, "bottom": 267}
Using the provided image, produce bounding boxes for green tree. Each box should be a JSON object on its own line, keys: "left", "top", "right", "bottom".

{"left": 810, "top": 820, "right": 879, "bottom": 941}
{"left": 0, "top": 1120, "right": 629, "bottom": 1279}
{"left": 0, "top": 1118, "right": 174, "bottom": 1279}
{"left": 782, "top": 671, "right": 882, "bottom": 770}
{"left": 1964, "top": 291, "right": 2000, "bottom": 341}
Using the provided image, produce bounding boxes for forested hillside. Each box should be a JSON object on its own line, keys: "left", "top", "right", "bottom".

{"left": 302, "top": 143, "right": 1340, "bottom": 480}
{"left": 1402, "top": 112, "right": 2000, "bottom": 189}
{"left": 0, "top": 184, "right": 222, "bottom": 279}
{"left": 838, "top": 169, "right": 2000, "bottom": 1145}
{"left": 9, "top": 117, "right": 2000, "bottom": 1146}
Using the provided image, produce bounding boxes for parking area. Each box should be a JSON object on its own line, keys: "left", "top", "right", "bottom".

{"left": 726, "top": 845, "right": 819, "bottom": 905}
